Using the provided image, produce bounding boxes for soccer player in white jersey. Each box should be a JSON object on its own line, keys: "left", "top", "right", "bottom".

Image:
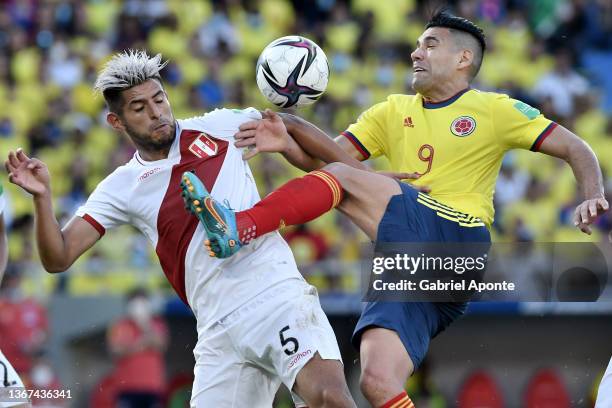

{"left": 0, "top": 186, "right": 29, "bottom": 408}
{"left": 596, "top": 357, "right": 612, "bottom": 408}
{"left": 5, "top": 50, "right": 355, "bottom": 408}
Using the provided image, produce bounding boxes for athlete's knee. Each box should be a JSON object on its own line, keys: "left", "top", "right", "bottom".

{"left": 320, "top": 162, "right": 365, "bottom": 202}
{"left": 359, "top": 365, "right": 397, "bottom": 400}
{"left": 320, "top": 162, "right": 352, "bottom": 183}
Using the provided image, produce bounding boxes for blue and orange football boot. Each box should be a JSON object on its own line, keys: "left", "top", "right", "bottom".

{"left": 180, "top": 171, "right": 243, "bottom": 258}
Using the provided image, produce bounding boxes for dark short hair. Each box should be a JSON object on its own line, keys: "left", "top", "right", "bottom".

{"left": 126, "top": 287, "right": 149, "bottom": 302}
{"left": 426, "top": 10, "right": 486, "bottom": 79}
{"left": 102, "top": 88, "right": 126, "bottom": 115}
{"left": 426, "top": 10, "right": 486, "bottom": 53}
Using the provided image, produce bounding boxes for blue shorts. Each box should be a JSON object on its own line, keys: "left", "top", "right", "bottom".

{"left": 352, "top": 182, "right": 491, "bottom": 369}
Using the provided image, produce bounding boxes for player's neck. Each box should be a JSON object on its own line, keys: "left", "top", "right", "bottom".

{"left": 137, "top": 146, "right": 171, "bottom": 162}
{"left": 421, "top": 82, "right": 470, "bottom": 104}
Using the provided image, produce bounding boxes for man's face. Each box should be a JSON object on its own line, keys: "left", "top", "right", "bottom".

{"left": 411, "top": 27, "right": 461, "bottom": 94}
{"left": 110, "top": 79, "right": 176, "bottom": 151}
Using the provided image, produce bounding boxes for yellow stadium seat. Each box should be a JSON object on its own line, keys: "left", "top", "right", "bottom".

{"left": 261, "top": 0, "right": 295, "bottom": 33}
{"left": 73, "top": 83, "right": 104, "bottom": 117}
{"left": 553, "top": 226, "right": 602, "bottom": 242}
{"left": 352, "top": 0, "right": 415, "bottom": 41}
{"left": 149, "top": 27, "right": 188, "bottom": 61}
{"left": 12, "top": 48, "right": 41, "bottom": 84}
{"left": 84, "top": 0, "right": 120, "bottom": 36}
{"left": 167, "top": 0, "right": 212, "bottom": 37}
{"left": 326, "top": 22, "right": 360, "bottom": 54}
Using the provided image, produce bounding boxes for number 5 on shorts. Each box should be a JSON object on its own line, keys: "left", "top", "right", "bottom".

{"left": 279, "top": 325, "right": 299, "bottom": 356}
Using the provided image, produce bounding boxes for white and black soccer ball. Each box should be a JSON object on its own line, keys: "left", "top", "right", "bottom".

{"left": 256, "top": 36, "right": 329, "bottom": 108}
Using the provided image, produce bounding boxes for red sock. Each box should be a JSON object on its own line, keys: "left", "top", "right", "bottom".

{"left": 236, "top": 170, "right": 343, "bottom": 243}
{"left": 379, "top": 391, "right": 414, "bottom": 408}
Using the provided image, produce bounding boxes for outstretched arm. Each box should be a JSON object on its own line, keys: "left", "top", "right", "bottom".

{"left": 537, "top": 125, "right": 609, "bottom": 234}
{"left": 280, "top": 112, "right": 368, "bottom": 169}
{"left": 235, "top": 110, "right": 426, "bottom": 187}
{"left": 235, "top": 110, "right": 368, "bottom": 171}
{"left": 5, "top": 149, "right": 100, "bottom": 272}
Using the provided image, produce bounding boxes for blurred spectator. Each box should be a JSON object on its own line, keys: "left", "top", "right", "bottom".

{"left": 8, "top": 214, "right": 34, "bottom": 264}
{"left": 28, "top": 354, "right": 66, "bottom": 408}
{"left": 0, "top": 0, "right": 607, "bottom": 293}
{"left": 107, "top": 288, "right": 168, "bottom": 408}
{"left": 0, "top": 1, "right": 609, "bottom": 406}
{"left": 196, "top": 59, "right": 225, "bottom": 109}
{"left": 533, "top": 48, "right": 589, "bottom": 123}
{"left": 502, "top": 178, "right": 556, "bottom": 241}
{"left": 113, "top": 12, "right": 147, "bottom": 50}
{"left": 0, "top": 266, "right": 48, "bottom": 376}
{"left": 405, "top": 358, "right": 446, "bottom": 407}
{"left": 546, "top": 0, "right": 590, "bottom": 56}
{"left": 495, "top": 155, "right": 530, "bottom": 208}
{"left": 46, "top": 42, "right": 84, "bottom": 89}
{"left": 195, "top": 1, "right": 240, "bottom": 58}
{"left": 284, "top": 224, "right": 330, "bottom": 265}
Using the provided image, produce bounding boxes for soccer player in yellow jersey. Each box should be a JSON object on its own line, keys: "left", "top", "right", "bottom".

{"left": 189, "top": 11, "right": 609, "bottom": 407}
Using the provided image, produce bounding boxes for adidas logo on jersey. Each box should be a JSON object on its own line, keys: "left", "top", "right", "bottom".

{"left": 403, "top": 116, "right": 414, "bottom": 127}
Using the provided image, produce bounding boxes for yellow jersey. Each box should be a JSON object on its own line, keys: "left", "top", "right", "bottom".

{"left": 340, "top": 88, "right": 556, "bottom": 226}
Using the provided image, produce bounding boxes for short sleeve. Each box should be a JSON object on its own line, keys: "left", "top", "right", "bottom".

{"left": 492, "top": 94, "right": 558, "bottom": 151}
{"left": 75, "top": 174, "right": 130, "bottom": 236}
{"left": 341, "top": 100, "right": 390, "bottom": 159}
{"left": 184, "top": 108, "right": 263, "bottom": 141}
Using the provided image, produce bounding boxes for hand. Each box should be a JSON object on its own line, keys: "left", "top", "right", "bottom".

{"left": 234, "top": 109, "right": 290, "bottom": 160}
{"left": 573, "top": 197, "right": 609, "bottom": 235}
{"left": 377, "top": 171, "right": 431, "bottom": 193}
{"left": 5, "top": 148, "right": 51, "bottom": 197}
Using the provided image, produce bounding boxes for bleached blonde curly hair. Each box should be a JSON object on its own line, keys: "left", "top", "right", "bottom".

{"left": 94, "top": 50, "right": 168, "bottom": 113}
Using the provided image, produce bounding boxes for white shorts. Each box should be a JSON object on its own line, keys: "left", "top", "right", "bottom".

{"left": 596, "top": 357, "right": 612, "bottom": 408}
{"left": 190, "top": 279, "right": 342, "bottom": 408}
{"left": 0, "top": 350, "right": 27, "bottom": 408}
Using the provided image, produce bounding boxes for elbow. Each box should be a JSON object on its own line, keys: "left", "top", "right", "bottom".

{"left": 45, "top": 266, "right": 67, "bottom": 274}
{"left": 43, "top": 261, "right": 69, "bottom": 274}
{"left": 568, "top": 139, "right": 596, "bottom": 164}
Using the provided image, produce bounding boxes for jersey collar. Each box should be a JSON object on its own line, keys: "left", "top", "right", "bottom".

{"left": 422, "top": 88, "right": 470, "bottom": 109}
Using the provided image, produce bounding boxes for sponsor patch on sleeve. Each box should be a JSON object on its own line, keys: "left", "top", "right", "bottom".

{"left": 513, "top": 101, "right": 540, "bottom": 120}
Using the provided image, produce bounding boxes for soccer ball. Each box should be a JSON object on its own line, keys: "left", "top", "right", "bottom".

{"left": 256, "top": 36, "right": 329, "bottom": 108}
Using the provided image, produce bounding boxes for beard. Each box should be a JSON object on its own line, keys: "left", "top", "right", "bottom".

{"left": 125, "top": 118, "right": 176, "bottom": 152}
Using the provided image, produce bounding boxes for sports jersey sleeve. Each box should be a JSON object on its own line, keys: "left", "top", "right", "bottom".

{"left": 186, "top": 108, "right": 262, "bottom": 141}
{"left": 75, "top": 174, "right": 130, "bottom": 236}
{"left": 492, "top": 94, "right": 557, "bottom": 152}
{"left": 341, "top": 100, "right": 390, "bottom": 159}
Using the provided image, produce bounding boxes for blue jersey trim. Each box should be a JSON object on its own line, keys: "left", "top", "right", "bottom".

{"left": 341, "top": 130, "right": 371, "bottom": 159}
{"left": 530, "top": 122, "right": 558, "bottom": 152}
{"left": 422, "top": 88, "right": 470, "bottom": 109}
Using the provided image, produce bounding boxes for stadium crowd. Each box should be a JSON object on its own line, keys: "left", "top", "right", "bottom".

{"left": 1, "top": 0, "right": 611, "bottom": 406}
{"left": 0, "top": 0, "right": 609, "bottom": 298}
{"left": 0, "top": 0, "right": 608, "bottom": 296}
